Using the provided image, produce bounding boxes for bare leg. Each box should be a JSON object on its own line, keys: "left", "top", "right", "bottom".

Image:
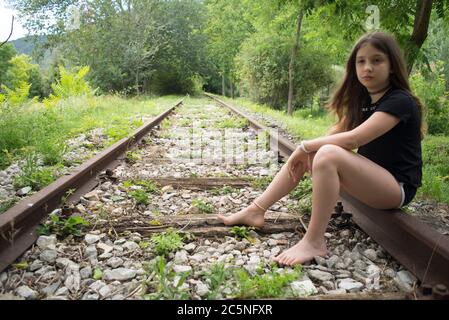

{"left": 217, "top": 163, "right": 305, "bottom": 227}
{"left": 274, "top": 145, "right": 402, "bottom": 266}
{"left": 274, "top": 155, "right": 336, "bottom": 265}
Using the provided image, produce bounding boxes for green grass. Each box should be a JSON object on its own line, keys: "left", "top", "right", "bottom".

{"left": 0, "top": 95, "right": 180, "bottom": 214}
{"left": 221, "top": 96, "right": 334, "bottom": 140}
{"left": 417, "top": 135, "right": 449, "bottom": 204}
{"left": 221, "top": 96, "right": 449, "bottom": 206}
{"left": 0, "top": 95, "right": 180, "bottom": 171}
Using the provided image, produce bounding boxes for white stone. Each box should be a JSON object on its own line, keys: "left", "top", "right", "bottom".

{"left": 36, "top": 235, "right": 57, "bottom": 250}
{"left": 103, "top": 268, "right": 137, "bottom": 281}
{"left": 106, "top": 257, "right": 124, "bottom": 268}
{"left": 99, "top": 285, "right": 112, "bottom": 298}
{"left": 97, "top": 243, "right": 114, "bottom": 254}
{"left": 174, "top": 250, "right": 189, "bottom": 264}
{"left": 394, "top": 270, "right": 417, "bottom": 292}
{"left": 173, "top": 265, "right": 192, "bottom": 273}
{"left": 85, "top": 234, "right": 101, "bottom": 244}
{"left": 363, "top": 249, "right": 378, "bottom": 261}
{"left": 85, "top": 245, "right": 98, "bottom": 258}
{"left": 80, "top": 266, "right": 92, "bottom": 279}
{"left": 195, "top": 282, "right": 210, "bottom": 297}
{"left": 56, "top": 258, "right": 76, "bottom": 269}
{"left": 16, "top": 285, "right": 38, "bottom": 300}
{"left": 29, "top": 260, "right": 43, "bottom": 272}
{"left": 291, "top": 280, "right": 318, "bottom": 296}
{"left": 307, "top": 269, "right": 334, "bottom": 282}
{"left": 55, "top": 287, "right": 69, "bottom": 296}
{"left": 90, "top": 280, "right": 106, "bottom": 291}
{"left": 123, "top": 241, "right": 140, "bottom": 251}
{"left": 40, "top": 249, "right": 58, "bottom": 263}
{"left": 190, "top": 253, "right": 206, "bottom": 263}
{"left": 65, "top": 274, "right": 81, "bottom": 293}
{"left": 338, "top": 278, "right": 364, "bottom": 292}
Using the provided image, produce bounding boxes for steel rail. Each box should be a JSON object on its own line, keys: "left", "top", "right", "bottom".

{"left": 0, "top": 99, "right": 183, "bottom": 272}
{"left": 205, "top": 92, "right": 449, "bottom": 290}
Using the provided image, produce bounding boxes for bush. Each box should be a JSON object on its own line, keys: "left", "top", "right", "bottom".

{"left": 410, "top": 61, "right": 449, "bottom": 135}
{"left": 44, "top": 65, "right": 96, "bottom": 108}
{"left": 236, "top": 30, "right": 334, "bottom": 109}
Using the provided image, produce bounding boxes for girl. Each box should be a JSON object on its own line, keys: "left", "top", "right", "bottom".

{"left": 217, "top": 31, "right": 424, "bottom": 266}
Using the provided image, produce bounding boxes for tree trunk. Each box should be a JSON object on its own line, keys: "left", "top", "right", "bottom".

{"left": 231, "top": 82, "right": 234, "bottom": 99}
{"left": 287, "top": 3, "right": 304, "bottom": 116}
{"left": 222, "top": 69, "right": 226, "bottom": 96}
{"left": 135, "top": 71, "right": 139, "bottom": 94}
{"left": 406, "top": 0, "right": 433, "bottom": 74}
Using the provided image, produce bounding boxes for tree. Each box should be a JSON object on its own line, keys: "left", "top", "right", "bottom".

{"left": 204, "top": 0, "right": 254, "bottom": 96}
{"left": 0, "top": 44, "right": 17, "bottom": 86}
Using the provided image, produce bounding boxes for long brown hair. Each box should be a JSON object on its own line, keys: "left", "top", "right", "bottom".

{"left": 327, "top": 31, "right": 425, "bottom": 140}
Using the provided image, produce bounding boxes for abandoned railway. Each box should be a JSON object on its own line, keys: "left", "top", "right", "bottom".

{"left": 0, "top": 95, "right": 448, "bottom": 300}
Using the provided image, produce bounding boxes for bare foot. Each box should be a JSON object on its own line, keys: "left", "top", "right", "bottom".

{"left": 273, "top": 238, "right": 327, "bottom": 266}
{"left": 217, "top": 203, "right": 265, "bottom": 228}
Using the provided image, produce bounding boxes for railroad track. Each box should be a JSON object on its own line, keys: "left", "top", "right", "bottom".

{"left": 0, "top": 95, "right": 448, "bottom": 300}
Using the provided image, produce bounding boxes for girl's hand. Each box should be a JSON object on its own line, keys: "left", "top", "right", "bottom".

{"left": 287, "top": 147, "right": 309, "bottom": 183}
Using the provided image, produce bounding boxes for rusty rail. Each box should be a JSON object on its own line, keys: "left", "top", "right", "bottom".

{"left": 205, "top": 92, "right": 449, "bottom": 290}
{"left": 0, "top": 99, "right": 183, "bottom": 272}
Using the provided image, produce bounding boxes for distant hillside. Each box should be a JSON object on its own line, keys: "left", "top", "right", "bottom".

{"left": 10, "top": 35, "right": 47, "bottom": 56}
{"left": 9, "top": 35, "right": 56, "bottom": 69}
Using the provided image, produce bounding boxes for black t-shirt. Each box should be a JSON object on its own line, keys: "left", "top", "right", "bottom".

{"left": 357, "top": 87, "right": 422, "bottom": 190}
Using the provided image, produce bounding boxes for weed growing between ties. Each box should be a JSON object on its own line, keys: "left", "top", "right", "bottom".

{"left": 125, "top": 150, "right": 142, "bottom": 164}
{"left": 150, "top": 228, "right": 184, "bottom": 256}
{"left": 191, "top": 199, "right": 214, "bottom": 214}
{"left": 229, "top": 226, "right": 256, "bottom": 243}
{"left": 37, "top": 214, "right": 89, "bottom": 239}
{"left": 124, "top": 179, "right": 160, "bottom": 206}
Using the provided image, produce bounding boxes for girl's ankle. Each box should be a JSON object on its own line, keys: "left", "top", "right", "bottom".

{"left": 250, "top": 201, "right": 267, "bottom": 214}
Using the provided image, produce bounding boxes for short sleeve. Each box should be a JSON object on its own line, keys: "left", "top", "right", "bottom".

{"left": 375, "top": 92, "right": 415, "bottom": 124}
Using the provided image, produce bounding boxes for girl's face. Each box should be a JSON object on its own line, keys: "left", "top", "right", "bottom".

{"left": 355, "top": 42, "right": 392, "bottom": 92}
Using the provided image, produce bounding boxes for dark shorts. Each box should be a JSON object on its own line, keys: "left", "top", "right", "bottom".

{"left": 397, "top": 182, "right": 417, "bottom": 208}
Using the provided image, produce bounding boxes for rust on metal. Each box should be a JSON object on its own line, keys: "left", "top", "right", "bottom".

{"left": 206, "top": 93, "right": 449, "bottom": 289}
{"left": 0, "top": 99, "right": 183, "bottom": 272}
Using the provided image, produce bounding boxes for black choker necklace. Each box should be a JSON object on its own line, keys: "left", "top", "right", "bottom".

{"left": 368, "top": 85, "right": 391, "bottom": 95}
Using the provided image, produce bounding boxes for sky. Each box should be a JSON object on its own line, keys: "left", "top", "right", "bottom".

{"left": 0, "top": 0, "right": 27, "bottom": 41}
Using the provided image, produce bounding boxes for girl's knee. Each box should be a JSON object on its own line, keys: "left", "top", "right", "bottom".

{"left": 313, "top": 144, "right": 344, "bottom": 169}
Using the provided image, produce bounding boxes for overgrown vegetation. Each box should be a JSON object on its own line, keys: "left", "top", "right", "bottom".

{"left": 229, "top": 226, "right": 255, "bottom": 242}
{"left": 191, "top": 199, "right": 214, "bottom": 214}
{"left": 233, "top": 265, "right": 302, "bottom": 299}
{"left": 12, "top": 150, "right": 57, "bottom": 190}
{"left": 142, "top": 256, "right": 190, "bottom": 300}
{"left": 150, "top": 229, "right": 184, "bottom": 256}
{"left": 37, "top": 214, "right": 89, "bottom": 239}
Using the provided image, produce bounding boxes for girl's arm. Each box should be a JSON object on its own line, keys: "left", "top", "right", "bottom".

{"left": 303, "top": 112, "right": 400, "bottom": 152}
